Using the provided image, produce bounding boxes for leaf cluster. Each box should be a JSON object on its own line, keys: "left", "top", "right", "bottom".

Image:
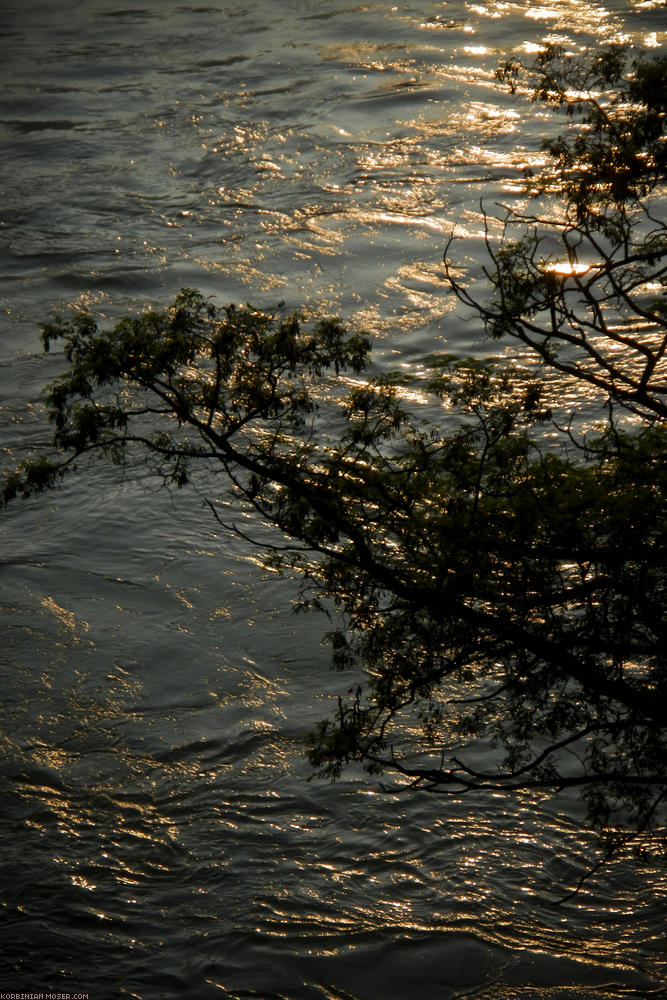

{"left": 3, "top": 289, "right": 371, "bottom": 504}
{"left": 449, "top": 46, "right": 667, "bottom": 424}
{"left": 497, "top": 43, "right": 667, "bottom": 220}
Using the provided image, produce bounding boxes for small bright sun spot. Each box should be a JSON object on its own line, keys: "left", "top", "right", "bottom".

{"left": 544, "top": 261, "right": 593, "bottom": 277}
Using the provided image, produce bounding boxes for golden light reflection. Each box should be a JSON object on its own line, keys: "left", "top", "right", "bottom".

{"left": 323, "top": 41, "right": 411, "bottom": 75}
{"left": 543, "top": 260, "right": 594, "bottom": 277}
{"left": 163, "top": 583, "right": 195, "bottom": 611}
{"left": 644, "top": 31, "right": 661, "bottom": 47}
{"left": 357, "top": 209, "right": 448, "bottom": 233}
{"left": 467, "top": 4, "right": 496, "bottom": 15}
{"left": 71, "top": 874, "right": 96, "bottom": 891}
{"left": 525, "top": 6, "right": 561, "bottom": 19}
{"left": 40, "top": 595, "right": 89, "bottom": 636}
{"left": 211, "top": 604, "right": 232, "bottom": 620}
{"left": 382, "top": 261, "right": 452, "bottom": 327}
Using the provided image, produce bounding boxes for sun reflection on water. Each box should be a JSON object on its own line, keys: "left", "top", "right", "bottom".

{"left": 1, "top": 0, "right": 665, "bottom": 994}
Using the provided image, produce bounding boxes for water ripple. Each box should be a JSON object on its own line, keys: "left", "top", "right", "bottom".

{"left": 1, "top": 1, "right": 665, "bottom": 997}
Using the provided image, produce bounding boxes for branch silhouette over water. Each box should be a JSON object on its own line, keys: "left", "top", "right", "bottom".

{"left": 2, "top": 45, "right": 666, "bottom": 875}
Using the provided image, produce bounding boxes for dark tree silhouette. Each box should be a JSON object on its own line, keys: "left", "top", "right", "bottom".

{"left": 446, "top": 43, "right": 667, "bottom": 422}
{"left": 3, "top": 46, "right": 666, "bottom": 863}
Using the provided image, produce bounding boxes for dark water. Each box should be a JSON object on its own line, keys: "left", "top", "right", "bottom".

{"left": 1, "top": 2, "right": 666, "bottom": 997}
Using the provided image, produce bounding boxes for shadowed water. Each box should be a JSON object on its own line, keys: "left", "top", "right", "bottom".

{"left": 1, "top": 2, "right": 666, "bottom": 997}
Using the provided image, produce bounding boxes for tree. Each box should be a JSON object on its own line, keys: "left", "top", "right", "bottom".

{"left": 446, "top": 43, "right": 667, "bottom": 423}
{"left": 2, "top": 46, "right": 666, "bottom": 864}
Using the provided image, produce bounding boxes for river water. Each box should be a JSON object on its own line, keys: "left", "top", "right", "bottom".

{"left": 1, "top": 1, "right": 666, "bottom": 997}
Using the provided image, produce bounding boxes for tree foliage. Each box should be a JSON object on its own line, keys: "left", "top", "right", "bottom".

{"left": 3, "top": 45, "right": 666, "bottom": 860}
{"left": 447, "top": 44, "right": 667, "bottom": 423}
{"left": 498, "top": 42, "right": 667, "bottom": 218}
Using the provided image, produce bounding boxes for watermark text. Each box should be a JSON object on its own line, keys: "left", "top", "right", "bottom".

{"left": 0, "top": 993, "right": 89, "bottom": 1000}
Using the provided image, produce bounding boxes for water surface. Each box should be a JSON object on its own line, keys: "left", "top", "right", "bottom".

{"left": 1, "top": 2, "right": 666, "bottom": 997}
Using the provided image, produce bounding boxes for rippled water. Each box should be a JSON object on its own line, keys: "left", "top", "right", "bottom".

{"left": 1, "top": 2, "right": 666, "bottom": 997}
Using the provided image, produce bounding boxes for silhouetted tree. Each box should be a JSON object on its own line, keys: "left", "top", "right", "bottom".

{"left": 447, "top": 43, "right": 667, "bottom": 421}
{"left": 3, "top": 46, "right": 666, "bottom": 864}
